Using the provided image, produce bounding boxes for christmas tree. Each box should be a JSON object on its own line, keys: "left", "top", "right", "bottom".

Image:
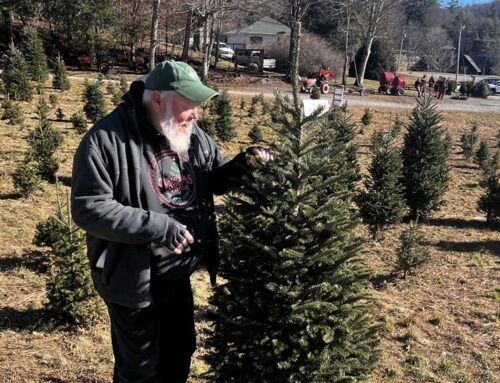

{"left": 477, "top": 152, "right": 499, "bottom": 227}
{"left": 214, "top": 90, "right": 236, "bottom": 142}
{"left": 248, "top": 123, "right": 263, "bottom": 144}
{"left": 21, "top": 26, "right": 49, "bottom": 83}
{"left": 402, "top": 95, "right": 450, "bottom": 219}
{"left": 52, "top": 54, "right": 70, "bottom": 91}
{"left": 357, "top": 129, "right": 406, "bottom": 238}
{"left": 2, "top": 42, "right": 33, "bottom": 101}
{"left": 475, "top": 140, "right": 490, "bottom": 170}
{"left": 206, "top": 91, "right": 378, "bottom": 382}
{"left": 397, "top": 222, "right": 429, "bottom": 278}
{"left": 35, "top": 190, "right": 97, "bottom": 325}
{"left": 460, "top": 126, "right": 478, "bottom": 162}
{"left": 83, "top": 81, "right": 106, "bottom": 123}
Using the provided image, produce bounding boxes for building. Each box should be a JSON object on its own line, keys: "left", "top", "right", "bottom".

{"left": 225, "top": 16, "right": 291, "bottom": 50}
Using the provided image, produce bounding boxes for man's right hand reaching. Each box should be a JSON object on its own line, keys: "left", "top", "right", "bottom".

{"left": 159, "top": 218, "right": 195, "bottom": 255}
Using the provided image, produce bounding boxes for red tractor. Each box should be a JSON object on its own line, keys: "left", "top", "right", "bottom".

{"left": 378, "top": 71, "right": 407, "bottom": 96}
{"left": 78, "top": 53, "right": 113, "bottom": 74}
{"left": 300, "top": 68, "right": 334, "bottom": 94}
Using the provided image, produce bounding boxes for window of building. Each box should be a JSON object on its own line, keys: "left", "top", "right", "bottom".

{"left": 250, "top": 36, "right": 263, "bottom": 45}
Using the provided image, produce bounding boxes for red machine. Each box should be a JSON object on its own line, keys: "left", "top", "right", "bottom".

{"left": 78, "top": 54, "right": 113, "bottom": 74}
{"left": 378, "top": 71, "right": 407, "bottom": 96}
{"left": 300, "top": 68, "right": 334, "bottom": 94}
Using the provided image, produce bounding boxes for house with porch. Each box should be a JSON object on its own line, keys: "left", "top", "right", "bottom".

{"left": 225, "top": 16, "right": 291, "bottom": 50}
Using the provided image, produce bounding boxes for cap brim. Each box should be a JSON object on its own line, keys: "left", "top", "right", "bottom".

{"left": 176, "top": 83, "right": 219, "bottom": 102}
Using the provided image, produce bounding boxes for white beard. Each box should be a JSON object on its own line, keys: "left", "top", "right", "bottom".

{"left": 160, "top": 116, "right": 193, "bottom": 154}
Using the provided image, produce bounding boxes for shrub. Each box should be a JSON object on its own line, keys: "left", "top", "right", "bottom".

{"left": 471, "top": 82, "right": 491, "bottom": 98}
{"left": 477, "top": 152, "right": 500, "bottom": 227}
{"left": 2, "top": 98, "right": 24, "bottom": 125}
{"left": 475, "top": 140, "right": 490, "bottom": 170}
{"left": 70, "top": 112, "right": 88, "bottom": 134}
{"left": 55, "top": 107, "right": 64, "bottom": 121}
{"left": 248, "top": 123, "right": 263, "bottom": 144}
{"left": 397, "top": 222, "right": 429, "bottom": 278}
{"left": 83, "top": 82, "right": 106, "bottom": 123}
{"left": 12, "top": 161, "right": 42, "bottom": 197}
{"left": 460, "top": 127, "right": 478, "bottom": 161}
{"left": 240, "top": 98, "right": 246, "bottom": 110}
{"left": 446, "top": 80, "right": 456, "bottom": 95}
{"left": 310, "top": 85, "right": 321, "bottom": 99}
{"left": 49, "top": 94, "right": 58, "bottom": 108}
{"left": 52, "top": 54, "right": 70, "bottom": 91}
{"left": 361, "top": 108, "right": 373, "bottom": 126}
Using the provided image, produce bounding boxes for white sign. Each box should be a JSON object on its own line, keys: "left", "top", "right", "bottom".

{"left": 333, "top": 85, "right": 344, "bottom": 106}
{"left": 302, "top": 99, "right": 331, "bottom": 117}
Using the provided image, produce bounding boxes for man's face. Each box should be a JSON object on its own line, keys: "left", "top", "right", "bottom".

{"left": 159, "top": 92, "right": 200, "bottom": 154}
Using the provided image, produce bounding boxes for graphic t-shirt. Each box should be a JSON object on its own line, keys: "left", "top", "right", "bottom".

{"left": 141, "top": 125, "right": 208, "bottom": 279}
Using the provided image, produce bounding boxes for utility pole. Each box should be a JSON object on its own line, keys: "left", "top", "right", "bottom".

{"left": 396, "top": 28, "right": 406, "bottom": 72}
{"left": 455, "top": 25, "right": 464, "bottom": 84}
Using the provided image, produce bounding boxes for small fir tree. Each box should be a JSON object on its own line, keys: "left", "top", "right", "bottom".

{"left": 357, "top": 130, "right": 406, "bottom": 238}
{"left": 361, "top": 108, "right": 373, "bottom": 126}
{"left": 397, "top": 222, "right": 429, "bottom": 278}
{"left": 21, "top": 26, "right": 49, "bottom": 83}
{"left": 206, "top": 92, "right": 379, "bottom": 382}
{"left": 240, "top": 98, "right": 246, "bottom": 110}
{"left": 248, "top": 123, "right": 263, "bottom": 144}
{"left": 2, "top": 42, "right": 33, "bottom": 101}
{"left": 310, "top": 85, "right": 321, "bottom": 99}
{"left": 70, "top": 112, "right": 88, "bottom": 134}
{"left": 12, "top": 161, "right": 42, "bottom": 197}
{"left": 55, "top": 107, "right": 64, "bottom": 121}
{"left": 248, "top": 101, "right": 257, "bottom": 117}
{"left": 477, "top": 152, "right": 500, "bottom": 227}
{"left": 39, "top": 191, "right": 97, "bottom": 325}
{"left": 49, "top": 94, "right": 58, "bottom": 108}
{"left": 214, "top": 90, "right": 236, "bottom": 142}
{"left": 52, "top": 54, "right": 70, "bottom": 91}
{"left": 392, "top": 115, "right": 404, "bottom": 137}
{"left": 83, "top": 82, "right": 106, "bottom": 123}
{"left": 2, "top": 98, "right": 24, "bottom": 125}
{"left": 460, "top": 127, "right": 478, "bottom": 161}
{"left": 475, "top": 140, "right": 490, "bottom": 170}
{"left": 27, "top": 94, "right": 64, "bottom": 181}
{"left": 402, "top": 95, "right": 450, "bottom": 219}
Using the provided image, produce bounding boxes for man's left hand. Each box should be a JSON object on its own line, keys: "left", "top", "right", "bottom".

{"left": 246, "top": 147, "right": 274, "bottom": 165}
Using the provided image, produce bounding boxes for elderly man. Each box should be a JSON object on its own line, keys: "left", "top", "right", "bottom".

{"left": 71, "top": 61, "right": 271, "bottom": 383}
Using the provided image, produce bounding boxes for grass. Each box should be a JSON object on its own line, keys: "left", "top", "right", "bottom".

{"left": 0, "top": 70, "right": 499, "bottom": 383}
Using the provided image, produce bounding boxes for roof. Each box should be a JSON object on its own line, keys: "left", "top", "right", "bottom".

{"left": 464, "top": 54, "right": 481, "bottom": 73}
{"left": 226, "top": 16, "right": 291, "bottom": 35}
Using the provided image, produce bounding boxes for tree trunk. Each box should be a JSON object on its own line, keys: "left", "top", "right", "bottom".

{"left": 290, "top": 21, "right": 302, "bottom": 112}
{"left": 357, "top": 35, "right": 375, "bottom": 87}
{"left": 342, "top": 13, "right": 350, "bottom": 86}
{"left": 149, "top": 0, "right": 161, "bottom": 72}
{"left": 182, "top": 9, "right": 193, "bottom": 61}
{"left": 201, "top": 15, "right": 214, "bottom": 80}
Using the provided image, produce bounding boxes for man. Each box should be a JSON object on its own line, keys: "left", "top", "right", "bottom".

{"left": 71, "top": 60, "right": 272, "bottom": 383}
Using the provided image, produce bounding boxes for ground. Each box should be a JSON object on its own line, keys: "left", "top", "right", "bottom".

{"left": 0, "top": 70, "right": 498, "bottom": 383}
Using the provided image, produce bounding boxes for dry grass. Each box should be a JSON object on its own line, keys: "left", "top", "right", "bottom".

{"left": 0, "top": 71, "right": 498, "bottom": 383}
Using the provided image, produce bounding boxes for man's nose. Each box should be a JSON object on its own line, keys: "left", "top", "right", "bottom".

{"left": 190, "top": 107, "right": 198, "bottom": 121}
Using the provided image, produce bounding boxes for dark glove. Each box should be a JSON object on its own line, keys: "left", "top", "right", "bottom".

{"left": 156, "top": 217, "right": 186, "bottom": 250}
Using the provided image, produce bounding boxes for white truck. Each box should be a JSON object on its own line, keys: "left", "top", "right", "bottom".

{"left": 234, "top": 49, "right": 276, "bottom": 71}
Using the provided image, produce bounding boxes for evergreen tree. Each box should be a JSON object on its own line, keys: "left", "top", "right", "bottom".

{"left": 70, "top": 112, "right": 88, "bottom": 134}
{"left": 248, "top": 123, "right": 263, "bottom": 144}
{"left": 477, "top": 152, "right": 500, "bottom": 227}
{"left": 206, "top": 93, "right": 379, "bottom": 382}
{"left": 52, "top": 54, "right": 70, "bottom": 91}
{"left": 27, "top": 94, "right": 64, "bottom": 181}
{"left": 12, "top": 161, "right": 42, "bottom": 197}
{"left": 214, "top": 90, "right": 236, "bottom": 142}
{"left": 402, "top": 95, "right": 450, "bottom": 219}
{"left": 357, "top": 130, "right": 406, "bottom": 238}
{"left": 361, "top": 108, "right": 373, "bottom": 126}
{"left": 397, "top": 222, "right": 429, "bottom": 278}
{"left": 2, "top": 42, "right": 33, "bottom": 101}
{"left": 475, "top": 140, "right": 490, "bottom": 170}
{"left": 310, "top": 85, "right": 320, "bottom": 99}
{"left": 21, "top": 26, "right": 49, "bottom": 83}
{"left": 83, "top": 82, "right": 106, "bottom": 123}
{"left": 37, "top": 190, "right": 97, "bottom": 325}
{"left": 460, "top": 126, "right": 478, "bottom": 161}
{"left": 1, "top": 98, "right": 24, "bottom": 125}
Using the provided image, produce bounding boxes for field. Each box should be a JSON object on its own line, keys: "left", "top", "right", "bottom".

{"left": 0, "top": 71, "right": 498, "bottom": 383}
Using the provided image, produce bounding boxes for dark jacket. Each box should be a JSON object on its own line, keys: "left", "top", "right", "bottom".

{"left": 71, "top": 81, "right": 245, "bottom": 308}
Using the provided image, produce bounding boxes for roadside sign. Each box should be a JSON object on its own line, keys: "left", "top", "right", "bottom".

{"left": 333, "top": 85, "right": 344, "bottom": 106}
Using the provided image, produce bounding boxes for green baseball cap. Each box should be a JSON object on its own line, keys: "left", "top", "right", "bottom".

{"left": 145, "top": 60, "right": 219, "bottom": 102}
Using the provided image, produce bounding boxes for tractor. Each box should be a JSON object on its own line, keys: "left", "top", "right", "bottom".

{"left": 300, "top": 68, "right": 334, "bottom": 94}
{"left": 378, "top": 71, "right": 407, "bottom": 96}
{"left": 78, "top": 53, "right": 113, "bottom": 74}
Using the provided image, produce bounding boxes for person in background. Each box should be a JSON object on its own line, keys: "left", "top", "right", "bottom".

{"left": 71, "top": 60, "right": 273, "bottom": 383}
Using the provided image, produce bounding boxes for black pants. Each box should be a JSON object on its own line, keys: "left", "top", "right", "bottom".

{"left": 107, "top": 276, "right": 196, "bottom": 383}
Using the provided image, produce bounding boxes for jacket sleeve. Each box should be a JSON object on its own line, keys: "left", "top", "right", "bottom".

{"left": 208, "top": 140, "right": 249, "bottom": 196}
{"left": 71, "top": 139, "right": 168, "bottom": 244}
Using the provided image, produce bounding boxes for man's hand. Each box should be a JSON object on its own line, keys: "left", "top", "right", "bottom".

{"left": 246, "top": 146, "right": 274, "bottom": 165}
{"left": 171, "top": 227, "right": 194, "bottom": 255}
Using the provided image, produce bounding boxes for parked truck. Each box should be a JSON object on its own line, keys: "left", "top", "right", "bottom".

{"left": 234, "top": 49, "right": 276, "bottom": 71}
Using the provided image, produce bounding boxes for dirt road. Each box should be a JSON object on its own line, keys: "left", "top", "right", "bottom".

{"left": 228, "top": 87, "right": 500, "bottom": 114}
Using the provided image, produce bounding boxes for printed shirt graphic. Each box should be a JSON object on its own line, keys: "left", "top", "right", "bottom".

{"left": 147, "top": 149, "right": 196, "bottom": 208}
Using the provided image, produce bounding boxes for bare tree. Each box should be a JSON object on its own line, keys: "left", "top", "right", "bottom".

{"left": 149, "top": 0, "right": 161, "bottom": 71}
